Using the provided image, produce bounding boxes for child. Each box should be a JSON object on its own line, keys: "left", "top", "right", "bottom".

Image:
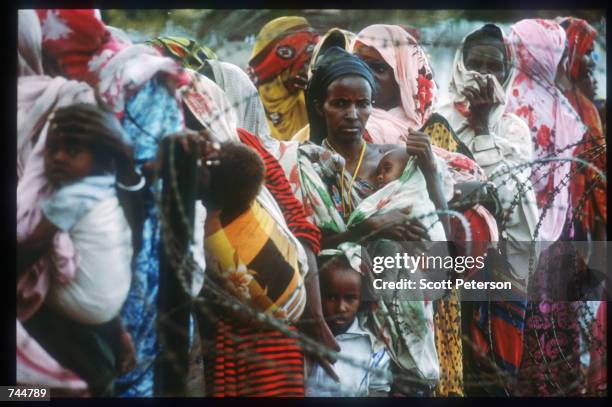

{"left": 375, "top": 148, "right": 410, "bottom": 190}
{"left": 203, "top": 142, "right": 307, "bottom": 321}
{"left": 202, "top": 142, "right": 310, "bottom": 396}
{"left": 305, "top": 243, "right": 392, "bottom": 397}
{"left": 19, "top": 103, "right": 140, "bottom": 395}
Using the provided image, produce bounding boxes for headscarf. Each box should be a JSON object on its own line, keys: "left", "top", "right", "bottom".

{"left": 36, "top": 9, "right": 189, "bottom": 117}
{"left": 149, "top": 36, "right": 217, "bottom": 72}
{"left": 305, "top": 46, "right": 377, "bottom": 145}
{"left": 206, "top": 60, "right": 274, "bottom": 143}
{"left": 440, "top": 24, "right": 510, "bottom": 136}
{"left": 557, "top": 17, "right": 598, "bottom": 82}
{"left": 248, "top": 17, "right": 319, "bottom": 141}
{"left": 557, "top": 17, "right": 606, "bottom": 235}
{"left": 353, "top": 24, "right": 437, "bottom": 144}
{"left": 319, "top": 242, "right": 366, "bottom": 276}
{"left": 18, "top": 10, "right": 44, "bottom": 77}
{"left": 248, "top": 16, "right": 318, "bottom": 86}
{"left": 505, "top": 19, "right": 586, "bottom": 241}
{"left": 307, "top": 28, "right": 356, "bottom": 79}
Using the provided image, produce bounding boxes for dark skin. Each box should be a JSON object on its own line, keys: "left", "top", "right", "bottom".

{"left": 353, "top": 44, "right": 401, "bottom": 111}
{"left": 314, "top": 75, "right": 447, "bottom": 248}
{"left": 577, "top": 48, "right": 598, "bottom": 100}
{"left": 174, "top": 128, "right": 341, "bottom": 382}
{"left": 18, "top": 104, "right": 137, "bottom": 376}
{"left": 320, "top": 266, "right": 362, "bottom": 336}
{"left": 462, "top": 43, "right": 507, "bottom": 135}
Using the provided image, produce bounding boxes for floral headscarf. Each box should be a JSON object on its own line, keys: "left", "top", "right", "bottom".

{"left": 353, "top": 24, "right": 437, "bottom": 144}
{"left": 505, "top": 19, "right": 586, "bottom": 241}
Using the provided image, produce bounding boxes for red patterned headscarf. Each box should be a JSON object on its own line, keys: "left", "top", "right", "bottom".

{"left": 557, "top": 17, "right": 598, "bottom": 82}
{"left": 36, "top": 9, "right": 125, "bottom": 85}
{"left": 248, "top": 17, "right": 319, "bottom": 87}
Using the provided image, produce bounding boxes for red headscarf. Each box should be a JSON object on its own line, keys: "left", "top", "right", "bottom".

{"left": 558, "top": 17, "right": 598, "bottom": 81}
{"left": 248, "top": 29, "right": 319, "bottom": 87}
{"left": 36, "top": 9, "right": 124, "bottom": 85}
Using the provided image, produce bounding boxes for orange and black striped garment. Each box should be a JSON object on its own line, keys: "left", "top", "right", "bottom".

{"left": 204, "top": 321, "right": 305, "bottom": 397}
{"left": 237, "top": 128, "right": 321, "bottom": 254}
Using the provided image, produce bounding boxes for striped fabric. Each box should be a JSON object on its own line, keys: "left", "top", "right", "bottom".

{"left": 205, "top": 200, "right": 306, "bottom": 322}
{"left": 205, "top": 320, "right": 305, "bottom": 397}
{"left": 237, "top": 128, "right": 322, "bottom": 254}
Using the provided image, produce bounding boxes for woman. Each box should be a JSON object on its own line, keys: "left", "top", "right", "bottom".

{"left": 436, "top": 24, "right": 541, "bottom": 392}
{"left": 180, "top": 70, "right": 345, "bottom": 396}
{"left": 248, "top": 16, "right": 319, "bottom": 141}
{"left": 505, "top": 19, "right": 587, "bottom": 396}
{"left": 505, "top": 19, "right": 586, "bottom": 243}
{"left": 17, "top": 10, "right": 89, "bottom": 395}
{"left": 353, "top": 24, "right": 503, "bottom": 396}
{"left": 556, "top": 17, "right": 606, "bottom": 242}
{"left": 299, "top": 46, "right": 452, "bottom": 396}
{"left": 37, "top": 9, "right": 189, "bottom": 396}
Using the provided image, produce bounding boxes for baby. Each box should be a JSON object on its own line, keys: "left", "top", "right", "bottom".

{"left": 306, "top": 245, "right": 392, "bottom": 397}
{"left": 374, "top": 147, "right": 411, "bottom": 190}
{"left": 202, "top": 143, "right": 306, "bottom": 322}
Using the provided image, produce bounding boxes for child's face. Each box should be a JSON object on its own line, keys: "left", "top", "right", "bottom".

{"left": 375, "top": 150, "right": 406, "bottom": 189}
{"left": 45, "top": 132, "right": 96, "bottom": 186}
{"left": 320, "top": 266, "right": 362, "bottom": 335}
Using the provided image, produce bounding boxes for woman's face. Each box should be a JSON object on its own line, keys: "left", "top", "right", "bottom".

{"left": 578, "top": 48, "right": 598, "bottom": 100}
{"left": 317, "top": 75, "right": 373, "bottom": 142}
{"left": 463, "top": 43, "right": 507, "bottom": 85}
{"left": 354, "top": 44, "right": 400, "bottom": 110}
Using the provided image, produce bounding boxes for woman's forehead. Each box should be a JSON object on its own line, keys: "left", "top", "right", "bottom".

{"left": 464, "top": 43, "right": 505, "bottom": 61}
{"left": 354, "top": 43, "right": 385, "bottom": 62}
{"left": 327, "top": 75, "right": 372, "bottom": 96}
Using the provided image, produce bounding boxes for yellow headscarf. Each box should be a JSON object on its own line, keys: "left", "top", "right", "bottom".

{"left": 250, "top": 16, "right": 315, "bottom": 141}
{"left": 291, "top": 27, "right": 356, "bottom": 143}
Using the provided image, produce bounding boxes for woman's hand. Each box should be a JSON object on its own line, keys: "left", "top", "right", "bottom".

{"left": 157, "top": 128, "right": 221, "bottom": 193}
{"left": 462, "top": 75, "right": 500, "bottom": 134}
{"left": 116, "top": 328, "right": 137, "bottom": 375}
{"left": 50, "top": 103, "right": 126, "bottom": 146}
{"left": 405, "top": 130, "right": 437, "bottom": 174}
{"left": 362, "top": 207, "right": 430, "bottom": 241}
{"left": 302, "top": 317, "right": 341, "bottom": 382}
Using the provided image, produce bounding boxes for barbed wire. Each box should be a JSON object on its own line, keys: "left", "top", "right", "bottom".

{"left": 18, "top": 15, "right": 608, "bottom": 396}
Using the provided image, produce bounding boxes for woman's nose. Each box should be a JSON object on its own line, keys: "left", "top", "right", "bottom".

{"left": 345, "top": 104, "right": 358, "bottom": 119}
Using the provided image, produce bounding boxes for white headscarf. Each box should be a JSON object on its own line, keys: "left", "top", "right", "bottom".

{"left": 18, "top": 10, "right": 44, "bottom": 77}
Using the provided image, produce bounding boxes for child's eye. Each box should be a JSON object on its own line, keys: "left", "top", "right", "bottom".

{"left": 65, "top": 145, "right": 83, "bottom": 157}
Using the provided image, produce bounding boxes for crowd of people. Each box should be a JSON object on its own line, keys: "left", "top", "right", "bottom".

{"left": 17, "top": 9, "right": 607, "bottom": 397}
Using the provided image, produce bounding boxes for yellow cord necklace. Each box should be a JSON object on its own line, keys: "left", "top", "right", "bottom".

{"left": 324, "top": 138, "right": 367, "bottom": 219}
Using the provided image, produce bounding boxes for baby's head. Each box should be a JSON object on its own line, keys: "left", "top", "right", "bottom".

{"left": 375, "top": 147, "right": 410, "bottom": 189}
{"left": 201, "top": 142, "right": 265, "bottom": 216}
{"left": 44, "top": 104, "right": 129, "bottom": 187}
{"left": 319, "top": 256, "right": 364, "bottom": 335}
